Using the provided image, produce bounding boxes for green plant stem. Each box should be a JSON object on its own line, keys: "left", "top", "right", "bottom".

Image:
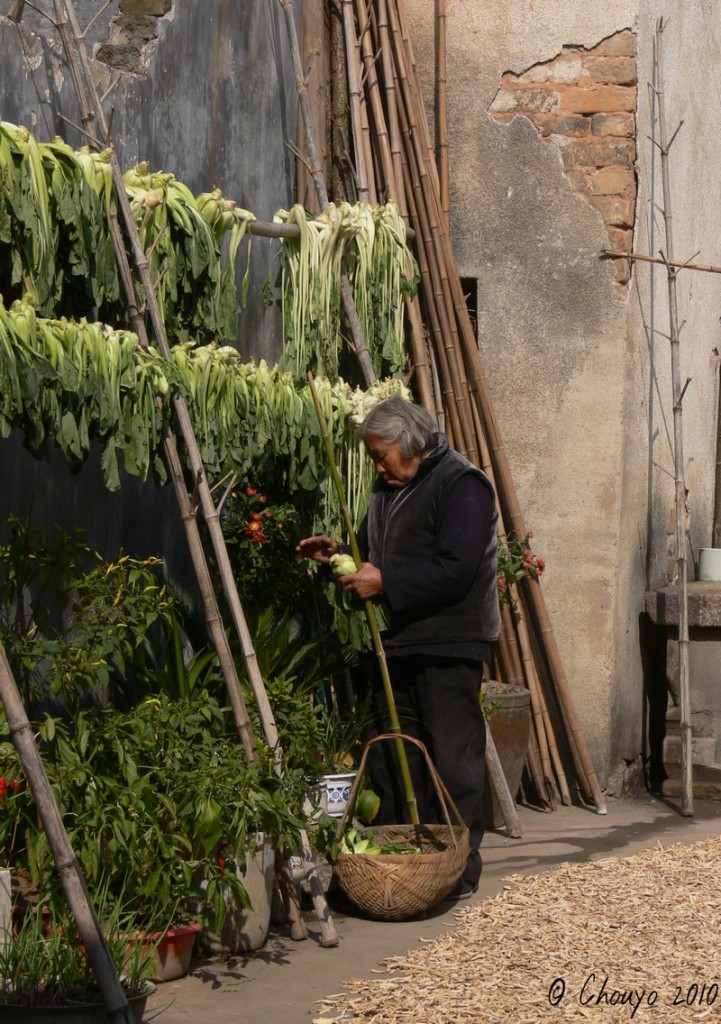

{"left": 307, "top": 372, "right": 418, "bottom": 825}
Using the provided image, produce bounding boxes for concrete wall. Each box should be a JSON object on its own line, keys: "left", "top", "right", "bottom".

{"left": 405, "top": 0, "right": 721, "bottom": 786}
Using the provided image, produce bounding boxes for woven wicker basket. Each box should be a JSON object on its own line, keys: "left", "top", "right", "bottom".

{"left": 332, "top": 734, "right": 469, "bottom": 921}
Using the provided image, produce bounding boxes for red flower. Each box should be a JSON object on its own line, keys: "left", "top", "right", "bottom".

{"left": 246, "top": 520, "right": 262, "bottom": 533}
{"left": 245, "top": 485, "right": 257, "bottom": 496}
{"left": 259, "top": 495, "right": 267, "bottom": 504}
{"left": 536, "top": 557, "right": 545, "bottom": 574}
{"left": 0, "top": 777, "right": 7, "bottom": 803}
{"left": 9, "top": 778, "right": 21, "bottom": 792}
{"left": 264, "top": 510, "right": 273, "bottom": 518}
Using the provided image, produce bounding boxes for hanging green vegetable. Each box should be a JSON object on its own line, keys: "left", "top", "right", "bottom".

{"left": 0, "top": 295, "right": 409, "bottom": 516}
{"left": 273, "top": 201, "right": 417, "bottom": 382}
{"left": 0, "top": 123, "right": 255, "bottom": 344}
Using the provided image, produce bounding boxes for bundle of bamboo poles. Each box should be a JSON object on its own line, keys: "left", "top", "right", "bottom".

{"left": 325, "top": 0, "right": 606, "bottom": 814}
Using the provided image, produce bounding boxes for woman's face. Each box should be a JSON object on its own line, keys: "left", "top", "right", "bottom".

{"left": 363, "top": 435, "right": 422, "bottom": 487}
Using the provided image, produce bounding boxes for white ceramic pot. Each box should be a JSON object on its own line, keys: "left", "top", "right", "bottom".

{"left": 699, "top": 548, "right": 721, "bottom": 581}
{"left": 319, "top": 771, "right": 357, "bottom": 819}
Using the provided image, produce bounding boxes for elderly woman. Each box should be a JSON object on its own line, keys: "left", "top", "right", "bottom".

{"left": 296, "top": 397, "right": 500, "bottom": 900}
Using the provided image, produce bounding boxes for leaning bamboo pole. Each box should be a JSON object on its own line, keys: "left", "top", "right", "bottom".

{"left": 394, "top": 21, "right": 605, "bottom": 809}
{"left": 0, "top": 645, "right": 137, "bottom": 1024}
{"left": 342, "top": 0, "right": 372, "bottom": 203}
{"left": 352, "top": 0, "right": 606, "bottom": 813}
{"left": 655, "top": 17, "right": 693, "bottom": 816}
{"left": 435, "top": 0, "right": 450, "bottom": 233}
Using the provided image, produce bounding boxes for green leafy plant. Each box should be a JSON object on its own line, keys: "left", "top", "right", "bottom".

{"left": 0, "top": 892, "right": 155, "bottom": 1009}
{"left": 0, "top": 693, "right": 307, "bottom": 934}
{"left": 130, "top": 608, "right": 223, "bottom": 703}
{"left": 496, "top": 531, "right": 545, "bottom": 603}
{"left": 0, "top": 515, "right": 172, "bottom": 712}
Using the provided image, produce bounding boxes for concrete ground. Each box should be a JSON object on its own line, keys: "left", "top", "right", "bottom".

{"left": 144, "top": 793, "right": 721, "bottom": 1024}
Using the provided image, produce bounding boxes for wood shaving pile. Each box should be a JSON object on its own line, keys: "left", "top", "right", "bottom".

{"left": 314, "top": 835, "right": 721, "bottom": 1022}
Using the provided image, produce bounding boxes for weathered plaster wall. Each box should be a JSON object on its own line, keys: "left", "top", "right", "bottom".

{"left": 0, "top": 1, "right": 297, "bottom": 569}
{"left": 405, "top": 0, "right": 721, "bottom": 787}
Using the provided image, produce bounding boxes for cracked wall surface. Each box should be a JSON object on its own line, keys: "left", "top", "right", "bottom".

{"left": 489, "top": 30, "right": 637, "bottom": 285}
{"left": 95, "top": 0, "right": 173, "bottom": 76}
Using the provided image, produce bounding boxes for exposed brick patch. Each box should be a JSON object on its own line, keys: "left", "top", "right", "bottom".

{"left": 489, "top": 29, "right": 637, "bottom": 285}
{"left": 95, "top": 0, "right": 173, "bottom": 75}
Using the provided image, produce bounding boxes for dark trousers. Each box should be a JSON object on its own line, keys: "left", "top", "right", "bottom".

{"left": 367, "top": 655, "right": 486, "bottom": 887}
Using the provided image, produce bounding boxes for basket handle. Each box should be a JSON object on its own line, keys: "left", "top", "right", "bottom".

{"left": 336, "top": 732, "right": 467, "bottom": 848}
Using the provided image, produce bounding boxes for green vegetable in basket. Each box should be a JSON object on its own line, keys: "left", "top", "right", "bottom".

{"left": 339, "top": 825, "right": 422, "bottom": 856}
{"left": 355, "top": 786, "right": 381, "bottom": 824}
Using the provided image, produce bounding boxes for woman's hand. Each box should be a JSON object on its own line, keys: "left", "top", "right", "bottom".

{"left": 295, "top": 534, "right": 339, "bottom": 564}
{"left": 340, "top": 562, "right": 384, "bottom": 600}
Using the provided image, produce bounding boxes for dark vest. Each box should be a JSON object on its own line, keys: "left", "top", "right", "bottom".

{"left": 365, "top": 435, "right": 501, "bottom": 649}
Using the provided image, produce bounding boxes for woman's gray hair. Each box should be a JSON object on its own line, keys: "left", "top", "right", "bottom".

{"left": 360, "top": 397, "right": 438, "bottom": 457}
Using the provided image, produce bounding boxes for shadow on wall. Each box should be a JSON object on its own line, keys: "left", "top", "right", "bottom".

{"left": 0, "top": 430, "right": 197, "bottom": 603}
{"left": 639, "top": 610, "right": 668, "bottom": 791}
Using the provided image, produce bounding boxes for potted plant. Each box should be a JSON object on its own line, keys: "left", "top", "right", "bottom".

{"left": 0, "top": 893, "right": 156, "bottom": 1023}
{"left": 0, "top": 693, "right": 308, "bottom": 978}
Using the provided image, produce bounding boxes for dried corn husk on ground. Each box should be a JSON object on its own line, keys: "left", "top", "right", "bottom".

{"left": 314, "top": 834, "right": 721, "bottom": 1023}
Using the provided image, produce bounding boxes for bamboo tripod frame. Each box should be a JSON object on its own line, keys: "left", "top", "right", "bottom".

{"left": 0, "top": 19, "right": 343, "bottom": 1012}
{"left": 56, "top": 0, "right": 340, "bottom": 946}
{"left": 331, "top": 0, "right": 606, "bottom": 814}
{"left": 653, "top": 19, "right": 693, "bottom": 816}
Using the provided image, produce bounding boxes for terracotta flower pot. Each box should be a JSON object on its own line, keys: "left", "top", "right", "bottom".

{"left": 124, "top": 922, "right": 201, "bottom": 983}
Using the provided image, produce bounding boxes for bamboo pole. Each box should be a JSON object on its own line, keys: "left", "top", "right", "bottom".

{"left": 354, "top": 0, "right": 395, "bottom": 200}
{"left": 353, "top": 0, "right": 435, "bottom": 412}
{"left": 7, "top": 0, "right": 25, "bottom": 23}
{"left": 341, "top": 0, "right": 372, "bottom": 203}
{"left": 435, "top": 0, "right": 450, "bottom": 233}
{"left": 655, "top": 17, "right": 693, "bottom": 816}
{"left": 399, "top": 154, "right": 465, "bottom": 449}
{"left": 381, "top": 0, "right": 606, "bottom": 813}
{"left": 377, "top": 0, "right": 405, "bottom": 209}
{"left": 53, "top": 0, "right": 255, "bottom": 760}
{"left": 0, "top": 645, "right": 137, "bottom": 1024}
{"left": 603, "top": 249, "right": 721, "bottom": 276}
{"left": 388, "top": 13, "right": 478, "bottom": 465}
